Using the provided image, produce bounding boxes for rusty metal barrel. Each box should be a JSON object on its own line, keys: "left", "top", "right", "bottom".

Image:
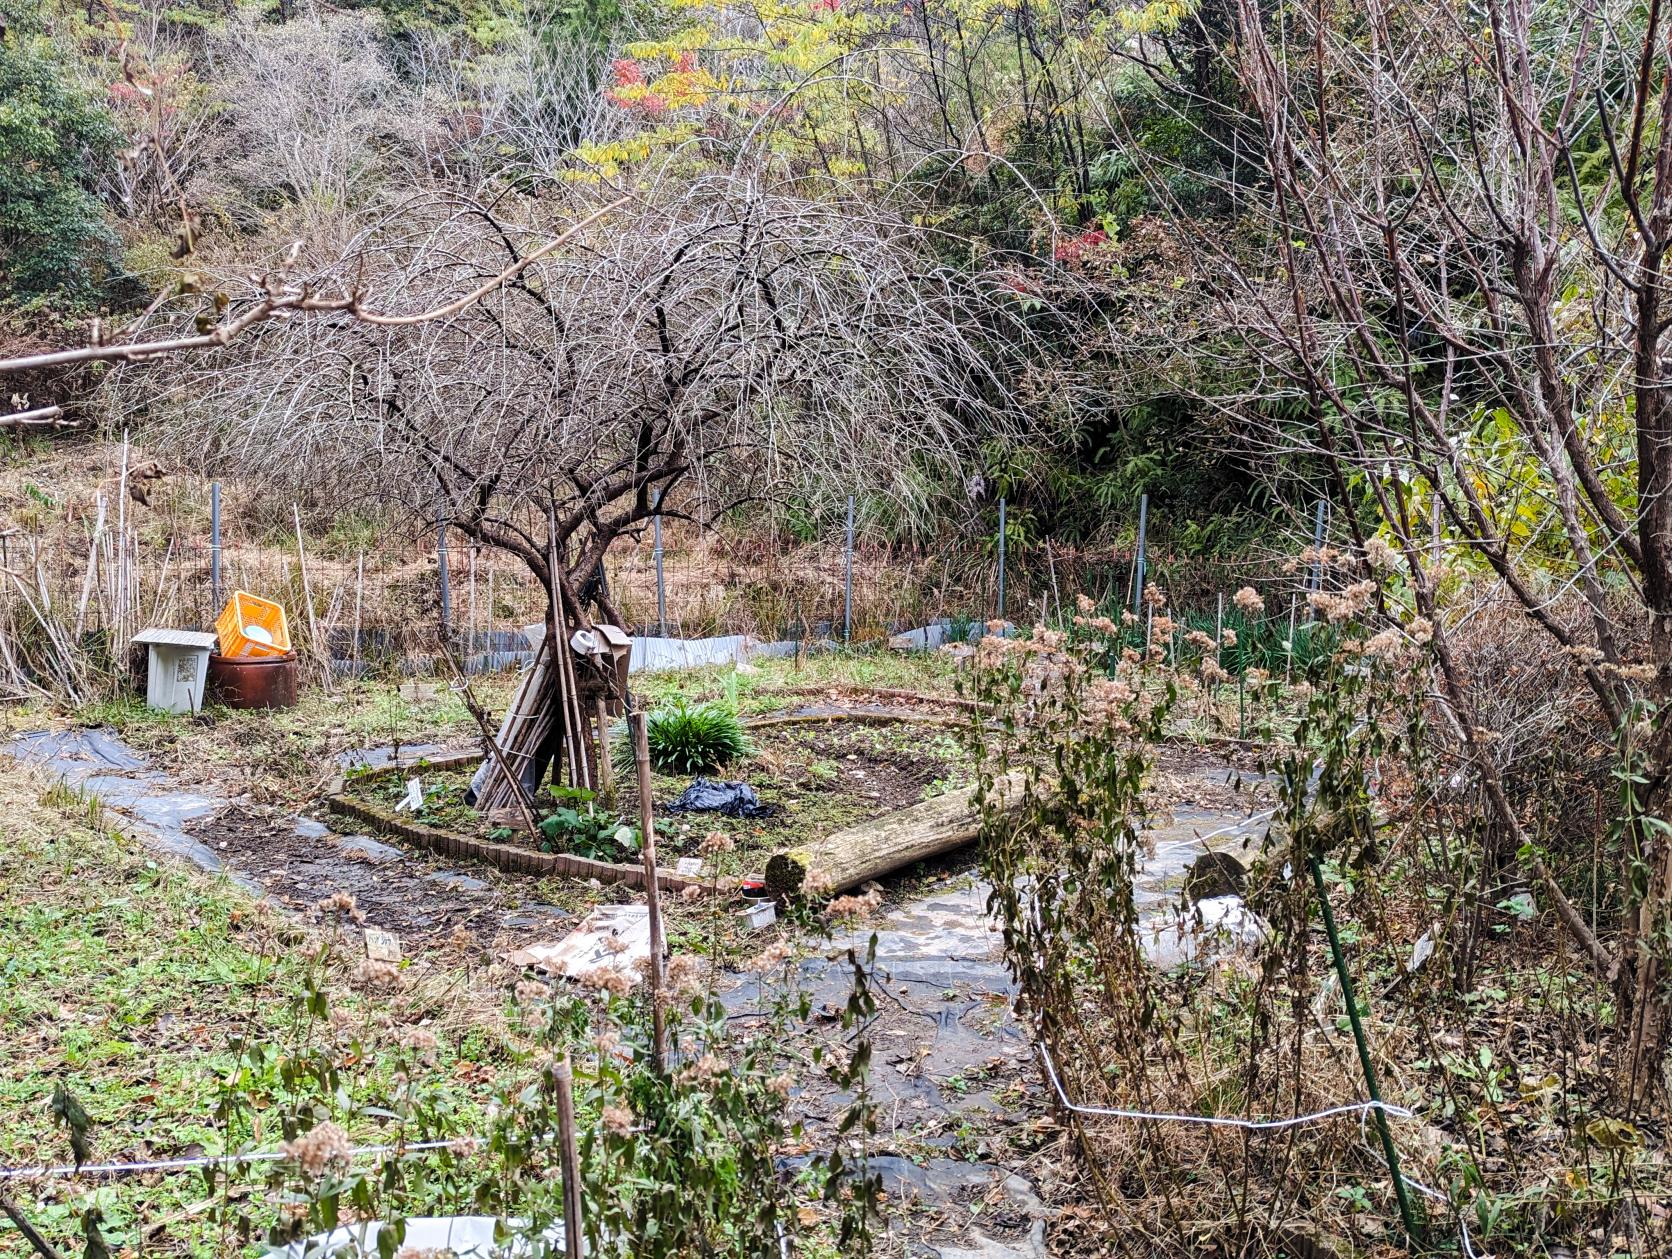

{"left": 207, "top": 651, "right": 299, "bottom": 710}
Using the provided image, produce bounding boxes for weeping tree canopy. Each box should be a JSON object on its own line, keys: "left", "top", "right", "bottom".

{"left": 134, "top": 175, "right": 1029, "bottom": 622}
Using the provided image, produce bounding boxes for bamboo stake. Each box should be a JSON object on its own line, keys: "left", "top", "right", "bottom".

{"left": 318, "top": 585, "right": 345, "bottom": 649}
{"left": 1216, "top": 592, "right": 1224, "bottom": 668}
{"left": 1286, "top": 594, "right": 1297, "bottom": 685}
{"left": 555, "top": 578, "right": 591, "bottom": 793}
{"left": 1214, "top": 591, "right": 1225, "bottom": 728}
{"left": 115, "top": 432, "right": 129, "bottom": 667}
{"left": 595, "top": 695, "right": 615, "bottom": 800}
{"left": 125, "top": 529, "right": 137, "bottom": 653}
{"left": 547, "top": 520, "right": 590, "bottom": 792}
{"left": 73, "top": 494, "right": 106, "bottom": 642}
{"left": 292, "top": 504, "right": 330, "bottom": 689}
{"left": 1045, "top": 539, "right": 1061, "bottom": 625}
{"left": 630, "top": 709, "right": 668, "bottom": 1072}
{"left": 545, "top": 519, "right": 573, "bottom": 787}
{"left": 149, "top": 537, "right": 176, "bottom": 625}
{"left": 96, "top": 527, "right": 112, "bottom": 633}
{"left": 468, "top": 544, "right": 478, "bottom": 663}
{"left": 554, "top": 1054, "right": 584, "bottom": 1259}
{"left": 352, "top": 549, "right": 364, "bottom": 676}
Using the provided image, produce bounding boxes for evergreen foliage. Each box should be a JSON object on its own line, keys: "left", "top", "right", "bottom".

{"left": 0, "top": 5, "right": 122, "bottom": 311}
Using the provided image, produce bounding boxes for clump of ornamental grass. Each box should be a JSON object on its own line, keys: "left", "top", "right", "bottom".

{"left": 618, "top": 700, "right": 752, "bottom": 775}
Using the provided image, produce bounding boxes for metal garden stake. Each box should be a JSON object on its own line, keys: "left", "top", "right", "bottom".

{"left": 1133, "top": 492, "right": 1149, "bottom": 615}
{"left": 1306, "top": 498, "right": 1326, "bottom": 622}
{"left": 630, "top": 711, "right": 669, "bottom": 1071}
{"left": 996, "top": 496, "right": 1007, "bottom": 622}
{"left": 437, "top": 507, "right": 451, "bottom": 638}
{"left": 1308, "top": 851, "right": 1422, "bottom": 1249}
{"left": 844, "top": 494, "right": 855, "bottom": 643}
{"left": 209, "top": 481, "right": 221, "bottom": 609}
{"left": 654, "top": 495, "right": 667, "bottom": 638}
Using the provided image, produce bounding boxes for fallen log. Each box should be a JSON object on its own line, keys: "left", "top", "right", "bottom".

{"left": 743, "top": 710, "right": 969, "bottom": 732}
{"left": 763, "top": 771, "right": 1026, "bottom": 897}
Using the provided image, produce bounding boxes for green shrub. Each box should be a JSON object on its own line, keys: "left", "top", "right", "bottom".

{"left": 0, "top": 15, "right": 124, "bottom": 310}
{"left": 536, "top": 788, "right": 640, "bottom": 861}
{"left": 622, "top": 700, "right": 751, "bottom": 775}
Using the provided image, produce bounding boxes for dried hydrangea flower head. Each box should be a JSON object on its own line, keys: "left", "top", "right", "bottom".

{"left": 666, "top": 953, "right": 706, "bottom": 997}
{"left": 577, "top": 966, "right": 632, "bottom": 997}
{"left": 352, "top": 959, "right": 402, "bottom": 991}
{"left": 1307, "top": 579, "right": 1377, "bottom": 623}
{"left": 282, "top": 1121, "right": 352, "bottom": 1179}
{"left": 514, "top": 978, "right": 550, "bottom": 1004}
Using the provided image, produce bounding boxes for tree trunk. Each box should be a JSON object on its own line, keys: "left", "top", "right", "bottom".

{"left": 764, "top": 772, "right": 1025, "bottom": 897}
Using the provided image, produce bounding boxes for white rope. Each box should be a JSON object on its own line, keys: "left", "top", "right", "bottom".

{"left": 1037, "top": 1042, "right": 1411, "bottom": 1130}
{"left": 0, "top": 1137, "right": 473, "bottom": 1182}
{"left": 1393, "top": 1165, "right": 1480, "bottom": 1259}
{"left": 1038, "top": 1043, "right": 1479, "bottom": 1258}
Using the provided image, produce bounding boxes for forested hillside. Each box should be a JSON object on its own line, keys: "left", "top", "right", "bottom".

{"left": 1, "top": 0, "right": 1290, "bottom": 548}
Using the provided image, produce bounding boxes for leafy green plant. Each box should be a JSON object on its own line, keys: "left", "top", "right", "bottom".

{"left": 537, "top": 788, "right": 640, "bottom": 861}
{"left": 622, "top": 700, "right": 751, "bottom": 775}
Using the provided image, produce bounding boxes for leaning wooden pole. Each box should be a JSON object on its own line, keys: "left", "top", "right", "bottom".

{"left": 630, "top": 710, "right": 668, "bottom": 1072}
{"left": 0, "top": 1191, "right": 65, "bottom": 1259}
{"left": 546, "top": 518, "right": 591, "bottom": 791}
{"left": 553, "top": 574, "right": 591, "bottom": 792}
{"left": 438, "top": 636, "right": 538, "bottom": 835}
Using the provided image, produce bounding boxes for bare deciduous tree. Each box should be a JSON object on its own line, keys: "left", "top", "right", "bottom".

{"left": 126, "top": 175, "right": 1026, "bottom": 778}
{"left": 1113, "top": 0, "right": 1672, "bottom": 1106}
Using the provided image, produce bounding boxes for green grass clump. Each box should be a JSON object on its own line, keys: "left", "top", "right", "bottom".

{"left": 624, "top": 700, "right": 752, "bottom": 775}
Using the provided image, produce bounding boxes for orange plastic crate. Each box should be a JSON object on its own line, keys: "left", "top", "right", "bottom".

{"left": 215, "top": 591, "right": 292, "bottom": 659}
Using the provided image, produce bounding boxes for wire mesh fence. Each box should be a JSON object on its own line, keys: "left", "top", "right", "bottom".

{"left": 1, "top": 445, "right": 1316, "bottom": 704}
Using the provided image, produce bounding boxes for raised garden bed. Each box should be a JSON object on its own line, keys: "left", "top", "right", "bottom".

{"left": 327, "top": 717, "right": 976, "bottom": 892}
{"left": 326, "top": 755, "right": 706, "bottom": 893}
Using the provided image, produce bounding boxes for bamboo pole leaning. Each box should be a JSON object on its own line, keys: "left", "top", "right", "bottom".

{"left": 292, "top": 504, "right": 331, "bottom": 689}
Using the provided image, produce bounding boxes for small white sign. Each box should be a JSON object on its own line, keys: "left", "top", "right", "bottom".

{"left": 675, "top": 857, "right": 704, "bottom": 877}
{"left": 365, "top": 929, "right": 403, "bottom": 963}
{"left": 394, "top": 777, "right": 423, "bottom": 813}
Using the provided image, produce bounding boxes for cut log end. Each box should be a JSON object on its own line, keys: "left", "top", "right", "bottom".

{"left": 764, "top": 849, "right": 812, "bottom": 898}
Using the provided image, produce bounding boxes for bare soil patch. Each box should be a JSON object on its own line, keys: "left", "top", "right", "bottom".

{"left": 184, "top": 802, "right": 571, "bottom": 948}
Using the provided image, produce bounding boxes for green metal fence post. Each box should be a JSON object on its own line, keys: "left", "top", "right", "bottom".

{"left": 1308, "top": 851, "right": 1422, "bottom": 1249}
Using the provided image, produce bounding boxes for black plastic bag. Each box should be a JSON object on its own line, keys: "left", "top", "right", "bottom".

{"left": 664, "top": 777, "right": 779, "bottom": 819}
